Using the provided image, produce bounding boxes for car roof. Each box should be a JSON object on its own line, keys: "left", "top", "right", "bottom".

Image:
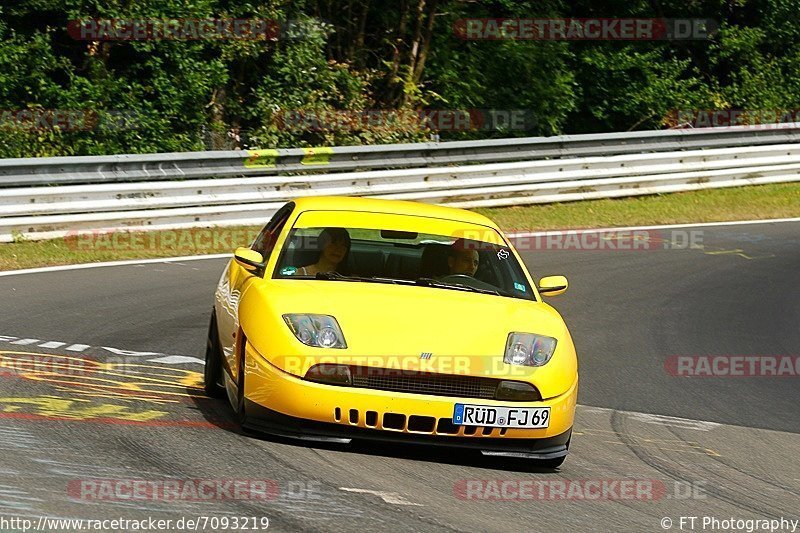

{"left": 290, "top": 196, "right": 500, "bottom": 229}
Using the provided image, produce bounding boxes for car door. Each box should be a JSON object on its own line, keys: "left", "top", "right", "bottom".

{"left": 215, "top": 202, "right": 295, "bottom": 378}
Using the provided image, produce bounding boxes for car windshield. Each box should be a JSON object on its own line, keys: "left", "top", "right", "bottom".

{"left": 273, "top": 226, "right": 535, "bottom": 301}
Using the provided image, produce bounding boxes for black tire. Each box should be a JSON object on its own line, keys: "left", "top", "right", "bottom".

{"left": 203, "top": 310, "right": 225, "bottom": 398}
{"left": 235, "top": 342, "right": 249, "bottom": 427}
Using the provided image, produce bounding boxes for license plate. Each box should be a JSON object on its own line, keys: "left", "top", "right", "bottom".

{"left": 453, "top": 403, "right": 550, "bottom": 428}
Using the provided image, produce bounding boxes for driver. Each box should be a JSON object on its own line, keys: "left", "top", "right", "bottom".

{"left": 447, "top": 238, "right": 479, "bottom": 277}
{"left": 297, "top": 227, "right": 351, "bottom": 276}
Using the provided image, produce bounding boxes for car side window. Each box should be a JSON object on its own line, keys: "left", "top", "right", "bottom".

{"left": 252, "top": 203, "right": 294, "bottom": 260}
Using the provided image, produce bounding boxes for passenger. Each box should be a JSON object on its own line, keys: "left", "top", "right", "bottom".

{"left": 446, "top": 238, "right": 480, "bottom": 277}
{"left": 298, "top": 227, "right": 351, "bottom": 276}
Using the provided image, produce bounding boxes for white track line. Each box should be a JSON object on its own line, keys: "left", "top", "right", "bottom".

{"left": 0, "top": 253, "right": 229, "bottom": 277}
{"left": 338, "top": 487, "right": 422, "bottom": 506}
{"left": 579, "top": 405, "right": 721, "bottom": 431}
{"left": 1, "top": 217, "right": 798, "bottom": 278}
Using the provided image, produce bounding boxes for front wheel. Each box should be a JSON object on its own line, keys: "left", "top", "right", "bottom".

{"left": 203, "top": 310, "right": 225, "bottom": 398}
{"left": 235, "top": 343, "right": 249, "bottom": 428}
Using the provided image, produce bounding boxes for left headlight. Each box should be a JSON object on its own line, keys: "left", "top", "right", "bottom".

{"left": 283, "top": 314, "right": 347, "bottom": 349}
{"left": 504, "top": 332, "right": 557, "bottom": 367}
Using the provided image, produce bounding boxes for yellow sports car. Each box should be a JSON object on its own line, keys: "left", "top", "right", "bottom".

{"left": 205, "top": 196, "right": 578, "bottom": 467}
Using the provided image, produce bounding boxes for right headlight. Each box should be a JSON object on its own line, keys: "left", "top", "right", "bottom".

{"left": 504, "top": 332, "right": 557, "bottom": 367}
{"left": 283, "top": 314, "right": 347, "bottom": 349}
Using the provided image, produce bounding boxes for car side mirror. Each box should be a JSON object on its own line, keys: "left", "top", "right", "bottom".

{"left": 538, "top": 275, "right": 568, "bottom": 297}
{"left": 234, "top": 247, "right": 266, "bottom": 277}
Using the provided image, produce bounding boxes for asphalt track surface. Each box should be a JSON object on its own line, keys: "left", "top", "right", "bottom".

{"left": 0, "top": 220, "right": 798, "bottom": 532}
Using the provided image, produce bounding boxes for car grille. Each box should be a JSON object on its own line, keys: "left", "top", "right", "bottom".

{"left": 350, "top": 368, "right": 501, "bottom": 400}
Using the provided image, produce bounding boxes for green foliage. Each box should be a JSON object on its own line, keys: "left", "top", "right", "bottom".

{"left": 710, "top": 23, "right": 800, "bottom": 110}
{"left": 0, "top": 0, "right": 798, "bottom": 157}
{"left": 572, "top": 47, "right": 715, "bottom": 132}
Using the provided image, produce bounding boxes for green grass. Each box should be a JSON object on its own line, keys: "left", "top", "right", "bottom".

{"left": 474, "top": 182, "right": 800, "bottom": 231}
{"left": 1, "top": 182, "right": 798, "bottom": 271}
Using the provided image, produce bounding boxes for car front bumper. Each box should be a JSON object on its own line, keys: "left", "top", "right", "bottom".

{"left": 243, "top": 345, "right": 578, "bottom": 457}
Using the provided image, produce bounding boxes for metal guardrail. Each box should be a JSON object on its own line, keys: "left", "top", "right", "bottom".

{"left": 1, "top": 125, "right": 800, "bottom": 241}
{"left": 2, "top": 123, "right": 800, "bottom": 188}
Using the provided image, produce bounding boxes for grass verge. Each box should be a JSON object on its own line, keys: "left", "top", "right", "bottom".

{"left": 1, "top": 182, "right": 798, "bottom": 272}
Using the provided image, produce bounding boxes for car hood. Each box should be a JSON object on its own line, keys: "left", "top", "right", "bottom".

{"left": 240, "top": 279, "right": 576, "bottom": 394}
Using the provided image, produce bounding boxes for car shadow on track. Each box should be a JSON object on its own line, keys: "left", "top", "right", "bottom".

{"left": 186, "top": 385, "right": 566, "bottom": 473}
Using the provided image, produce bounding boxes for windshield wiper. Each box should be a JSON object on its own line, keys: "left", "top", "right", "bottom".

{"left": 365, "top": 276, "right": 416, "bottom": 285}
{"left": 414, "top": 277, "right": 501, "bottom": 296}
{"left": 315, "top": 272, "right": 415, "bottom": 286}
{"left": 314, "top": 272, "right": 499, "bottom": 294}
{"left": 315, "top": 271, "right": 355, "bottom": 281}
